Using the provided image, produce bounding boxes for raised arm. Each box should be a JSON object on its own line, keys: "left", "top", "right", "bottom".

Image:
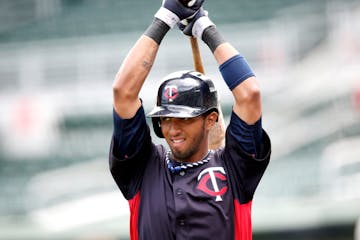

{"left": 112, "top": 0, "right": 204, "bottom": 119}
{"left": 214, "top": 43, "right": 262, "bottom": 124}
{"left": 179, "top": 8, "right": 261, "bottom": 124}
{"left": 113, "top": 36, "right": 160, "bottom": 119}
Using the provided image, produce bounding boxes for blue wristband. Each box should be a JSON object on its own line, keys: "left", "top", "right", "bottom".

{"left": 219, "top": 54, "right": 255, "bottom": 90}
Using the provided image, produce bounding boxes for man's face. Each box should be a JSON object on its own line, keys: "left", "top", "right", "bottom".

{"left": 160, "top": 115, "right": 208, "bottom": 163}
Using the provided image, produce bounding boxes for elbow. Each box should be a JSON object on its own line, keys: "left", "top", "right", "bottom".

{"left": 112, "top": 72, "right": 142, "bottom": 119}
{"left": 112, "top": 83, "right": 136, "bottom": 105}
{"left": 244, "top": 85, "right": 262, "bottom": 115}
{"left": 112, "top": 82, "right": 124, "bottom": 101}
{"left": 238, "top": 82, "right": 261, "bottom": 106}
{"left": 246, "top": 84, "right": 261, "bottom": 105}
{"left": 112, "top": 72, "right": 125, "bottom": 95}
{"left": 112, "top": 81, "right": 123, "bottom": 97}
{"left": 112, "top": 74, "right": 135, "bottom": 102}
{"left": 233, "top": 79, "right": 262, "bottom": 123}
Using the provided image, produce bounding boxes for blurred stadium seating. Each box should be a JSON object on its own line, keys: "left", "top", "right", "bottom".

{"left": 0, "top": 0, "right": 359, "bottom": 239}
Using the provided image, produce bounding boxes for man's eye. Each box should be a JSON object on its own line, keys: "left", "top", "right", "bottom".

{"left": 161, "top": 117, "right": 171, "bottom": 122}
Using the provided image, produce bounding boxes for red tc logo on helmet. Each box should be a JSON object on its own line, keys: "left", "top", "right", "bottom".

{"left": 164, "top": 85, "right": 178, "bottom": 102}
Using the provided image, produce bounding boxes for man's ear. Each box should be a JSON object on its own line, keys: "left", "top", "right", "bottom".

{"left": 206, "top": 111, "right": 219, "bottom": 129}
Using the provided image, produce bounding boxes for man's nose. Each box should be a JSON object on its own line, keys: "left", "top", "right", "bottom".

{"left": 168, "top": 119, "right": 182, "bottom": 133}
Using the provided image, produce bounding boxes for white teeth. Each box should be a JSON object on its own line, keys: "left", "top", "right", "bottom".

{"left": 172, "top": 139, "right": 184, "bottom": 143}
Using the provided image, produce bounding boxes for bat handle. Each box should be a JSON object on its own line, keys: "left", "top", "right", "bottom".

{"left": 189, "top": 37, "right": 225, "bottom": 149}
{"left": 190, "top": 37, "right": 205, "bottom": 74}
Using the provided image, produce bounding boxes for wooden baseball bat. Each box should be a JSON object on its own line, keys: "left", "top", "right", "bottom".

{"left": 180, "top": 0, "right": 225, "bottom": 149}
{"left": 190, "top": 37, "right": 205, "bottom": 74}
{"left": 189, "top": 36, "right": 226, "bottom": 149}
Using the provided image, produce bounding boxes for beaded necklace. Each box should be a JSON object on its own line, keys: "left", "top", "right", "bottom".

{"left": 166, "top": 150, "right": 211, "bottom": 174}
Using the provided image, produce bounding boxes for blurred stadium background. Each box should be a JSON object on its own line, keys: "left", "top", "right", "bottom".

{"left": 0, "top": 0, "right": 360, "bottom": 239}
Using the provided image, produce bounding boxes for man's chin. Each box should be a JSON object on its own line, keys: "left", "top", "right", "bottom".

{"left": 170, "top": 148, "right": 191, "bottom": 162}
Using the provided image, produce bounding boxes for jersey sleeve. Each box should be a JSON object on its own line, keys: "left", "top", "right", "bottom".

{"left": 109, "top": 105, "right": 153, "bottom": 200}
{"left": 228, "top": 111, "right": 263, "bottom": 158}
{"left": 223, "top": 111, "right": 271, "bottom": 204}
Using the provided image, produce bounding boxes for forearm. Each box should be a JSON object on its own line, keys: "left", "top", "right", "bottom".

{"left": 211, "top": 34, "right": 263, "bottom": 151}
{"left": 113, "top": 35, "right": 159, "bottom": 119}
{"left": 213, "top": 42, "right": 238, "bottom": 66}
{"left": 202, "top": 27, "right": 262, "bottom": 124}
{"left": 113, "top": 15, "right": 172, "bottom": 119}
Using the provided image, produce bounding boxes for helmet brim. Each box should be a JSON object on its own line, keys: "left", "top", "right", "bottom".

{"left": 147, "top": 105, "right": 204, "bottom": 119}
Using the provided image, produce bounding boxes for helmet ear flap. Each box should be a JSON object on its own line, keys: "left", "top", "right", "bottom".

{"left": 152, "top": 117, "right": 164, "bottom": 138}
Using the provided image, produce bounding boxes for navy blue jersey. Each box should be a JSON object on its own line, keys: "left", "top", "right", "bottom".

{"left": 109, "top": 106, "right": 271, "bottom": 240}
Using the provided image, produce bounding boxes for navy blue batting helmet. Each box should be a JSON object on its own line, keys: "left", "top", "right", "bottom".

{"left": 147, "top": 70, "right": 218, "bottom": 138}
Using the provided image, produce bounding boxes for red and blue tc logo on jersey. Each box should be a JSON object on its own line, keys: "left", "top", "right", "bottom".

{"left": 197, "top": 167, "right": 228, "bottom": 202}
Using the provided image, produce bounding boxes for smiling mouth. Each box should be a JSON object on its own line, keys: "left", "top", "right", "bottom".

{"left": 171, "top": 139, "right": 185, "bottom": 144}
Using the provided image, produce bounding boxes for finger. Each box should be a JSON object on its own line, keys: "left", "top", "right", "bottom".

{"left": 187, "top": 0, "right": 196, "bottom": 7}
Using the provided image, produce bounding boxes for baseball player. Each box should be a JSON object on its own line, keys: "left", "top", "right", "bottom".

{"left": 109, "top": 0, "right": 271, "bottom": 239}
